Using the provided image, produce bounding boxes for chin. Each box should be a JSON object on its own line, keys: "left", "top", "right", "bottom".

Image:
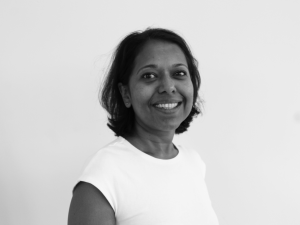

{"left": 156, "top": 123, "right": 181, "bottom": 133}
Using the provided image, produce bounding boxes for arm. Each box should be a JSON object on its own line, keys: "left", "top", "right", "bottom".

{"left": 68, "top": 182, "right": 116, "bottom": 225}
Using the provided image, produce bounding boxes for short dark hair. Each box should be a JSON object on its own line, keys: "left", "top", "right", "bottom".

{"left": 100, "top": 27, "right": 202, "bottom": 137}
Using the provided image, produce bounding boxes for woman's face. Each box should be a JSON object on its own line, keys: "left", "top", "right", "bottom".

{"left": 120, "top": 40, "right": 194, "bottom": 135}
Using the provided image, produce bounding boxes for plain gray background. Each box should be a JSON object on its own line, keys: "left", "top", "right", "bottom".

{"left": 1, "top": 0, "right": 299, "bottom": 224}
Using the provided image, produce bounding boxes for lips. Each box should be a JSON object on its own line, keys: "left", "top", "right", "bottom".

{"left": 152, "top": 100, "right": 182, "bottom": 110}
{"left": 154, "top": 103, "right": 178, "bottom": 109}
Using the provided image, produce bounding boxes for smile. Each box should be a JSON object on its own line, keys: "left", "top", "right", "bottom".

{"left": 153, "top": 102, "right": 181, "bottom": 110}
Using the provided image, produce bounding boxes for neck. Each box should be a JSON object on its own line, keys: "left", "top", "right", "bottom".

{"left": 124, "top": 124, "right": 177, "bottom": 159}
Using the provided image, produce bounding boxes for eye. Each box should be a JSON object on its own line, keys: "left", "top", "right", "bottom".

{"left": 174, "top": 71, "right": 187, "bottom": 76}
{"left": 142, "top": 73, "right": 156, "bottom": 79}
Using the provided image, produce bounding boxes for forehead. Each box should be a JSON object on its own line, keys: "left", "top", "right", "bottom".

{"left": 133, "top": 40, "right": 187, "bottom": 67}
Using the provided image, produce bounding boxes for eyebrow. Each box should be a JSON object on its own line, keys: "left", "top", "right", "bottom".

{"left": 137, "top": 63, "right": 188, "bottom": 74}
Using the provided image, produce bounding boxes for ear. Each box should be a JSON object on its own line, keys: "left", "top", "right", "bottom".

{"left": 118, "top": 83, "right": 132, "bottom": 108}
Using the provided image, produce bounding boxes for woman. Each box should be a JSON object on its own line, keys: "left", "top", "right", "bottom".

{"left": 68, "top": 28, "right": 219, "bottom": 225}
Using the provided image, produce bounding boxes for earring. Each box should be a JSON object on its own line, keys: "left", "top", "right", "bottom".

{"left": 125, "top": 102, "right": 131, "bottom": 108}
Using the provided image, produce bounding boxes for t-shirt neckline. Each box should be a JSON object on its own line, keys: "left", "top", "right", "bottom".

{"left": 117, "top": 136, "right": 182, "bottom": 164}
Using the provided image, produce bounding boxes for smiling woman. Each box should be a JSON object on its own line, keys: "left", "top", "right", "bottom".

{"left": 68, "top": 28, "right": 219, "bottom": 225}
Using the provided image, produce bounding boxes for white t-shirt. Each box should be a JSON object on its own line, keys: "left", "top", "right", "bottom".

{"left": 74, "top": 137, "right": 219, "bottom": 225}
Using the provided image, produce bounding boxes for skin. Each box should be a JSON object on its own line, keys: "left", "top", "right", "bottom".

{"left": 119, "top": 40, "right": 194, "bottom": 159}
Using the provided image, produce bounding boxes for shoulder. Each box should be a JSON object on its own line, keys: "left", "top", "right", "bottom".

{"left": 83, "top": 137, "right": 131, "bottom": 169}
{"left": 176, "top": 142, "right": 205, "bottom": 161}
{"left": 176, "top": 143, "right": 207, "bottom": 178}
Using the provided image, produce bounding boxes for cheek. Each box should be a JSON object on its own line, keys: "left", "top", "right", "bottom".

{"left": 184, "top": 81, "right": 194, "bottom": 102}
{"left": 130, "top": 84, "right": 151, "bottom": 106}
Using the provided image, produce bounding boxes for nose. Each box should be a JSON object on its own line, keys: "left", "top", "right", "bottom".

{"left": 158, "top": 74, "right": 176, "bottom": 94}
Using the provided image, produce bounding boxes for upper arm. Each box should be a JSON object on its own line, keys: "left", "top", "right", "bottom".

{"left": 68, "top": 181, "right": 116, "bottom": 225}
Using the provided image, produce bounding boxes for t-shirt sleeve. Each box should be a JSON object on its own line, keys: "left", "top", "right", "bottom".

{"left": 72, "top": 150, "right": 117, "bottom": 212}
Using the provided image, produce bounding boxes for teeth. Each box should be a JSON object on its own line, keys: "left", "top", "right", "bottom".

{"left": 155, "top": 103, "right": 178, "bottom": 109}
